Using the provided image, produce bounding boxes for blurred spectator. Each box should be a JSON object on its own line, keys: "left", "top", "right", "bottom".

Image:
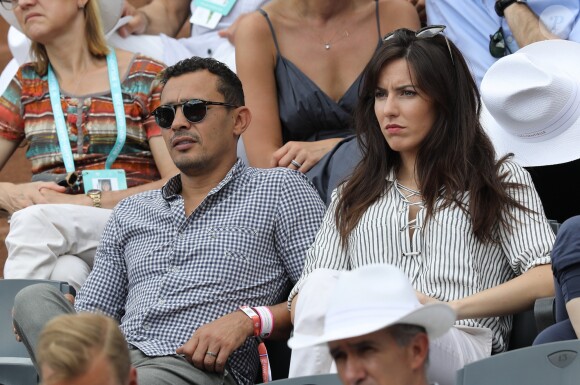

{"left": 37, "top": 313, "right": 137, "bottom": 385}
{"left": 420, "top": 0, "right": 580, "bottom": 87}
{"left": 481, "top": 39, "right": 580, "bottom": 223}
{"left": 0, "top": 0, "right": 177, "bottom": 289}
{"left": 289, "top": 264, "right": 455, "bottom": 385}
{"left": 235, "top": 0, "right": 420, "bottom": 173}
{"left": 118, "top": 0, "right": 269, "bottom": 70}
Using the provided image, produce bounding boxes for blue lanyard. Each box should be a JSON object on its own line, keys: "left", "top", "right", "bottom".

{"left": 47, "top": 49, "right": 127, "bottom": 172}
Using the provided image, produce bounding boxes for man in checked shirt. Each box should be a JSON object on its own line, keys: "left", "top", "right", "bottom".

{"left": 12, "top": 57, "right": 326, "bottom": 385}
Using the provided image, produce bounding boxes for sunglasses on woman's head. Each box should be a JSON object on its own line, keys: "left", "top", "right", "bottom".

{"left": 383, "top": 25, "right": 455, "bottom": 66}
{"left": 152, "top": 99, "right": 239, "bottom": 129}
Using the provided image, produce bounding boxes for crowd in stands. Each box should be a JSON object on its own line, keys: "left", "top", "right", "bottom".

{"left": 2, "top": 1, "right": 580, "bottom": 385}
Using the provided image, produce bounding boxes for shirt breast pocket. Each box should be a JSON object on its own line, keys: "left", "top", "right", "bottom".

{"left": 207, "top": 226, "right": 260, "bottom": 262}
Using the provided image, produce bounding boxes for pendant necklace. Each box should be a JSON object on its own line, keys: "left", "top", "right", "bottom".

{"left": 322, "top": 29, "right": 351, "bottom": 50}
{"left": 305, "top": 9, "right": 358, "bottom": 51}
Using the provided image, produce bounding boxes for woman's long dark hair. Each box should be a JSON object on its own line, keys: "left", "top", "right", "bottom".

{"left": 335, "top": 28, "right": 527, "bottom": 247}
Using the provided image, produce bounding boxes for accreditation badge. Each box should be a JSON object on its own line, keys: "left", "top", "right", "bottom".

{"left": 82, "top": 169, "right": 127, "bottom": 192}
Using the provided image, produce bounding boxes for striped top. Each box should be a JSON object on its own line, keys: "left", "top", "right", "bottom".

{"left": 0, "top": 55, "right": 166, "bottom": 188}
{"left": 289, "top": 161, "right": 554, "bottom": 353}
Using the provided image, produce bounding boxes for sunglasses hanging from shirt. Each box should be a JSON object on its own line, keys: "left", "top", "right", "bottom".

{"left": 489, "top": 26, "right": 513, "bottom": 58}
{"left": 48, "top": 48, "right": 128, "bottom": 194}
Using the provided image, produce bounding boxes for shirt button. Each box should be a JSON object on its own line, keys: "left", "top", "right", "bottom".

{"left": 159, "top": 299, "right": 166, "bottom": 305}
{"left": 506, "top": 36, "right": 513, "bottom": 43}
{"left": 143, "top": 323, "right": 150, "bottom": 331}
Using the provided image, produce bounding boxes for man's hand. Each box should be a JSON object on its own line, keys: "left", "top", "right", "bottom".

{"left": 406, "top": 0, "right": 426, "bottom": 24}
{"left": 117, "top": 1, "right": 148, "bottom": 37}
{"left": 12, "top": 309, "right": 21, "bottom": 343}
{"left": 217, "top": 13, "right": 250, "bottom": 45}
{"left": 176, "top": 310, "right": 254, "bottom": 373}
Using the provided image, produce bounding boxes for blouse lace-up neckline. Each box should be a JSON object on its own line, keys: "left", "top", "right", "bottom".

{"left": 394, "top": 180, "right": 425, "bottom": 233}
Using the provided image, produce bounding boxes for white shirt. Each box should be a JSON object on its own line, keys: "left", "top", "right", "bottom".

{"left": 290, "top": 161, "right": 554, "bottom": 353}
{"left": 426, "top": 0, "right": 580, "bottom": 87}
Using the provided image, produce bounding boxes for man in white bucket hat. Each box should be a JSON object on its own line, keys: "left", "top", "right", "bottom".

{"left": 481, "top": 39, "right": 580, "bottom": 223}
{"left": 481, "top": 39, "right": 580, "bottom": 348}
{"left": 288, "top": 264, "right": 456, "bottom": 385}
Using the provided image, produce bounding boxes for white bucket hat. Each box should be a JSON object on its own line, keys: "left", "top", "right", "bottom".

{"left": 288, "top": 264, "right": 456, "bottom": 349}
{"left": 481, "top": 39, "right": 580, "bottom": 167}
{"left": 0, "top": 0, "right": 123, "bottom": 35}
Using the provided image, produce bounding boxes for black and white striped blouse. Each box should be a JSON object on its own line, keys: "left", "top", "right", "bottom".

{"left": 290, "top": 160, "right": 554, "bottom": 353}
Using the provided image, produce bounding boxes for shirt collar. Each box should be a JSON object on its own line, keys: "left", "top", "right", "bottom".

{"left": 161, "top": 159, "right": 247, "bottom": 200}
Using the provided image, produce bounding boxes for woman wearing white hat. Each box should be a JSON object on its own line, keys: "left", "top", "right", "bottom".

{"left": 0, "top": 0, "right": 177, "bottom": 289}
{"left": 289, "top": 26, "right": 556, "bottom": 385}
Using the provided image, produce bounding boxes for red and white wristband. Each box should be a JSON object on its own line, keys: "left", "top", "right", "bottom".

{"left": 239, "top": 305, "right": 274, "bottom": 339}
{"left": 240, "top": 306, "right": 274, "bottom": 382}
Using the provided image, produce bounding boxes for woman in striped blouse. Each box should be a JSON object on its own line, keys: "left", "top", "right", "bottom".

{"left": 289, "top": 27, "right": 555, "bottom": 384}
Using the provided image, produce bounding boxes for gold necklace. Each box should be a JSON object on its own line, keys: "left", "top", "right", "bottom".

{"left": 321, "top": 29, "right": 351, "bottom": 50}
{"left": 302, "top": 8, "right": 358, "bottom": 51}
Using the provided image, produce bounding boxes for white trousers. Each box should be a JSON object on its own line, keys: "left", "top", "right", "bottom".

{"left": 4, "top": 204, "right": 113, "bottom": 290}
{"left": 289, "top": 270, "right": 493, "bottom": 385}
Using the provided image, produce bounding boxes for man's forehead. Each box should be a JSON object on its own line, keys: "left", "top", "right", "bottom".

{"left": 161, "top": 71, "right": 220, "bottom": 103}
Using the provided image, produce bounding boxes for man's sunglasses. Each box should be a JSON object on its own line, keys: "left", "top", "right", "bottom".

{"left": 152, "top": 99, "right": 239, "bottom": 129}
{"left": 383, "top": 25, "right": 455, "bottom": 66}
{"left": 489, "top": 27, "right": 513, "bottom": 58}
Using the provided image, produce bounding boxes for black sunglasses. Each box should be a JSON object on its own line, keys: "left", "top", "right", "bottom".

{"left": 57, "top": 171, "right": 83, "bottom": 194}
{"left": 489, "top": 27, "right": 513, "bottom": 58}
{"left": 152, "top": 99, "right": 239, "bottom": 129}
{"left": 383, "top": 25, "right": 455, "bottom": 66}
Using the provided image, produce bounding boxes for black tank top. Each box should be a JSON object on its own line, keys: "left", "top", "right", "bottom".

{"left": 259, "top": 1, "right": 382, "bottom": 142}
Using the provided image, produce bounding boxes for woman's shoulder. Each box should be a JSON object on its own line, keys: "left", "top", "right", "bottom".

{"left": 236, "top": 6, "right": 274, "bottom": 40}
{"left": 378, "top": 0, "right": 421, "bottom": 31}
{"left": 497, "top": 158, "right": 533, "bottom": 184}
{"left": 128, "top": 53, "right": 167, "bottom": 73}
{"left": 17, "top": 63, "right": 42, "bottom": 79}
{"left": 13, "top": 63, "right": 46, "bottom": 97}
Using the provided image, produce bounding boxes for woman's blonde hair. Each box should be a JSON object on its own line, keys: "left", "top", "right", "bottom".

{"left": 37, "top": 313, "right": 130, "bottom": 385}
{"left": 31, "top": 0, "right": 109, "bottom": 75}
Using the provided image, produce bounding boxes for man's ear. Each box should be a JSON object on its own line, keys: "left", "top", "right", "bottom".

{"left": 408, "top": 332, "right": 429, "bottom": 371}
{"left": 232, "top": 106, "right": 251, "bottom": 137}
{"left": 128, "top": 366, "right": 138, "bottom": 385}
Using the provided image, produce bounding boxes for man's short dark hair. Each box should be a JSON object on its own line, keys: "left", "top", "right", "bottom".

{"left": 389, "top": 324, "right": 428, "bottom": 346}
{"left": 159, "top": 57, "right": 244, "bottom": 106}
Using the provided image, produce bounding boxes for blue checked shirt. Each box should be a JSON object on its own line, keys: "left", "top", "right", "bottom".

{"left": 75, "top": 160, "right": 326, "bottom": 385}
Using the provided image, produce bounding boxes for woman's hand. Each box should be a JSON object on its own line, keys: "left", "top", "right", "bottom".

{"left": 0, "top": 182, "right": 66, "bottom": 214}
{"left": 272, "top": 138, "right": 343, "bottom": 173}
{"left": 39, "top": 188, "right": 92, "bottom": 206}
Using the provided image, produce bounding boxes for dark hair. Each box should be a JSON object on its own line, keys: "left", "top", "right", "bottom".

{"left": 159, "top": 57, "right": 245, "bottom": 106}
{"left": 335, "top": 28, "right": 527, "bottom": 247}
{"left": 388, "top": 324, "right": 427, "bottom": 347}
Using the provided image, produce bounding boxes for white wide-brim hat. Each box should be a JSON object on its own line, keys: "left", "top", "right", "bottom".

{"left": 288, "top": 264, "right": 456, "bottom": 349}
{"left": 0, "top": 0, "right": 123, "bottom": 35}
{"left": 481, "top": 40, "right": 580, "bottom": 167}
